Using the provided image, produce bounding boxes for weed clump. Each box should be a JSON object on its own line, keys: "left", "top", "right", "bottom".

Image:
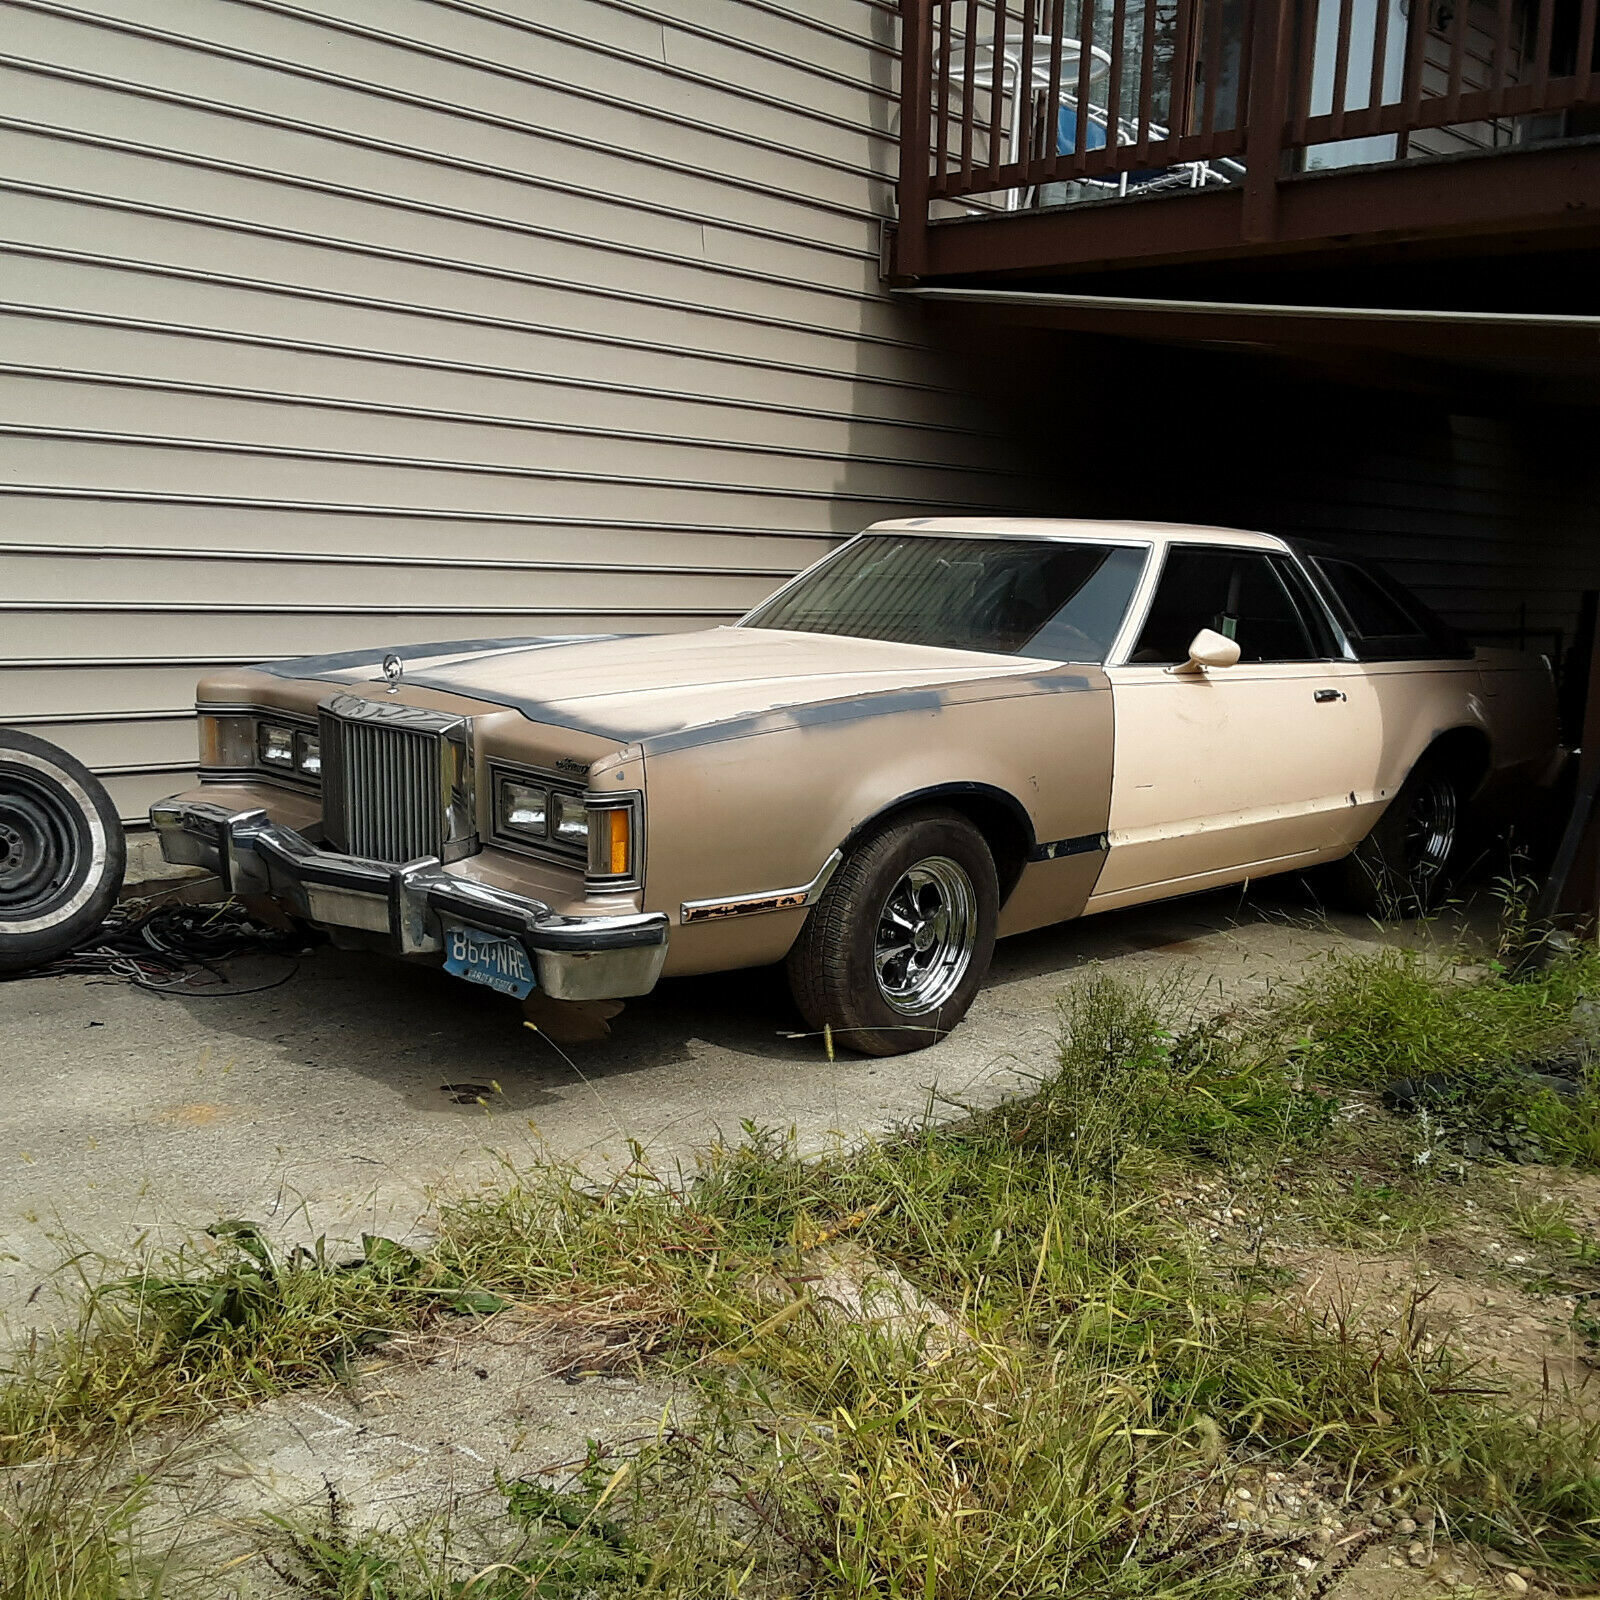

{"left": 1283, "top": 943, "right": 1600, "bottom": 1163}
{"left": 0, "top": 1463, "right": 164, "bottom": 1600}
{"left": 427, "top": 957, "right": 1600, "bottom": 1591}
{"left": 0, "top": 1223, "right": 499, "bottom": 1464}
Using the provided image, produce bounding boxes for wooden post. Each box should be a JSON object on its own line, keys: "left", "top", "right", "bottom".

{"left": 1537, "top": 593, "right": 1600, "bottom": 927}
{"left": 1241, "top": 0, "right": 1294, "bottom": 241}
{"left": 896, "top": 0, "right": 935, "bottom": 279}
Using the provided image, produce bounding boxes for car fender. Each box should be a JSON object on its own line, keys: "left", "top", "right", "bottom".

{"left": 643, "top": 671, "right": 1114, "bottom": 976}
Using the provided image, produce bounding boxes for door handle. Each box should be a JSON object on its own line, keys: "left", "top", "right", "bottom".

{"left": 1314, "top": 688, "right": 1346, "bottom": 703}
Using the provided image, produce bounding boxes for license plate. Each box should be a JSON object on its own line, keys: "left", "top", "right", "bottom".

{"left": 443, "top": 925, "right": 535, "bottom": 999}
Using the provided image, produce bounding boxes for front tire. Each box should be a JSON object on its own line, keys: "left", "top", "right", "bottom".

{"left": 786, "top": 807, "right": 998, "bottom": 1056}
{"left": 0, "top": 730, "right": 126, "bottom": 973}
{"left": 1332, "top": 754, "right": 1461, "bottom": 916}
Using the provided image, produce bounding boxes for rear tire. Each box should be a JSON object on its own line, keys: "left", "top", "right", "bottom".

{"left": 0, "top": 730, "right": 125, "bottom": 973}
{"left": 1332, "top": 753, "right": 1460, "bottom": 917}
{"left": 786, "top": 807, "right": 998, "bottom": 1057}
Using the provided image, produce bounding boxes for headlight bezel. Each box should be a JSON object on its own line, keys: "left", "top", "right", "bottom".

{"left": 196, "top": 706, "right": 322, "bottom": 790}
{"left": 257, "top": 722, "right": 297, "bottom": 771}
{"left": 488, "top": 760, "right": 642, "bottom": 887}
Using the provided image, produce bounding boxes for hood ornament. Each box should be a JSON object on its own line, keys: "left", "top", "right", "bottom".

{"left": 381, "top": 652, "right": 403, "bottom": 694}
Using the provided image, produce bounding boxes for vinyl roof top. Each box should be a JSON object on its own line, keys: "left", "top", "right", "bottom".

{"left": 866, "top": 517, "right": 1289, "bottom": 551}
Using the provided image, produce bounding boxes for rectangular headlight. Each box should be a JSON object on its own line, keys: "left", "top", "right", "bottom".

{"left": 497, "top": 778, "right": 548, "bottom": 839}
{"left": 294, "top": 731, "right": 321, "bottom": 778}
{"left": 257, "top": 723, "right": 297, "bottom": 769}
{"left": 552, "top": 792, "right": 589, "bottom": 849}
{"left": 198, "top": 712, "right": 256, "bottom": 771}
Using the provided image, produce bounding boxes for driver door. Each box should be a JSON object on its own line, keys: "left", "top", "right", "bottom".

{"left": 1091, "top": 544, "right": 1380, "bottom": 909}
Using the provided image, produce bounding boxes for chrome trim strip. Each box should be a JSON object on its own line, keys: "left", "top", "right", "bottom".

{"left": 680, "top": 849, "right": 843, "bottom": 925}
{"left": 195, "top": 701, "right": 317, "bottom": 721}
{"left": 1029, "top": 832, "right": 1108, "bottom": 863}
{"left": 1284, "top": 549, "right": 1361, "bottom": 662}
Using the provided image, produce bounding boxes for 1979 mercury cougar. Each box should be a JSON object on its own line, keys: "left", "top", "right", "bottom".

{"left": 153, "top": 519, "right": 1562, "bottom": 1054}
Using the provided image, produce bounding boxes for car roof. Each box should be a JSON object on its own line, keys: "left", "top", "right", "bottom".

{"left": 865, "top": 517, "right": 1290, "bottom": 553}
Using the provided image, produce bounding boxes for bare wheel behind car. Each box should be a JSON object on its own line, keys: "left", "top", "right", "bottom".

{"left": 1333, "top": 753, "right": 1461, "bottom": 916}
{"left": 786, "top": 807, "right": 998, "bottom": 1056}
{"left": 0, "top": 729, "right": 126, "bottom": 973}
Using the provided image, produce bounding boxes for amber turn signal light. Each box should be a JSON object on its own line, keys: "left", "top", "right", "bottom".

{"left": 603, "top": 805, "right": 631, "bottom": 876}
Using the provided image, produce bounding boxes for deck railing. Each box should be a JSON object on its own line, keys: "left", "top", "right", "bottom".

{"left": 896, "top": 0, "right": 1600, "bottom": 270}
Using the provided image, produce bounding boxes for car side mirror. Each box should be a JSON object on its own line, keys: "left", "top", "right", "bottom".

{"left": 1168, "top": 627, "right": 1242, "bottom": 674}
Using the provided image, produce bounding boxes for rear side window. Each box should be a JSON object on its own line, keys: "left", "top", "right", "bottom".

{"left": 1311, "top": 558, "right": 1471, "bottom": 661}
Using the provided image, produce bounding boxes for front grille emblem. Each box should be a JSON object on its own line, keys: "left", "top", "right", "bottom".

{"left": 382, "top": 652, "right": 403, "bottom": 694}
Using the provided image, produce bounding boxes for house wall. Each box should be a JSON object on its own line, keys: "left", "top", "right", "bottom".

{"left": 1407, "top": 0, "right": 1529, "bottom": 160}
{"left": 0, "top": 0, "right": 1039, "bottom": 820}
{"left": 1013, "top": 334, "right": 1600, "bottom": 662}
{"left": 1235, "top": 408, "right": 1598, "bottom": 655}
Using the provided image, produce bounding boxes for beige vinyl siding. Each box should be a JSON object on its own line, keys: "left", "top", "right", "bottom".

{"left": 0, "top": 0, "right": 1036, "bottom": 820}
{"left": 1263, "top": 414, "right": 1600, "bottom": 649}
{"left": 1407, "top": 0, "right": 1529, "bottom": 160}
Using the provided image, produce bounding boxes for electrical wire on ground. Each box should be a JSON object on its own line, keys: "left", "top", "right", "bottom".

{"left": 0, "top": 900, "right": 309, "bottom": 995}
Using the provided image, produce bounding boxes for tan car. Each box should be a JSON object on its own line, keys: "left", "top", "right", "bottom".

{"left": 154, "top": 520, "right": 1561, "bottom": 1054}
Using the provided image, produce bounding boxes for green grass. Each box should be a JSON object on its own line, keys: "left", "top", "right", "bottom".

{"left": 0, "top": 1462, "right": 171, "bottom": 1600}
{"left": 1280, "top": 944, "right": 1600, "bottom": 1165}
{"left": 6, "top": 939, "right": 1600, "bottom": 1595}
{"left": 0, "top": 1223, "right": 503, "bottom": 1466}
{"left": 414, "top": 955, "right": 1600, "bottom": 1592}
{"left": 260, "top": 1471, "right": 670, "bottom": 1599}
{"left": 1508, "top": 1190, "right": 1596, "bottom": 1257}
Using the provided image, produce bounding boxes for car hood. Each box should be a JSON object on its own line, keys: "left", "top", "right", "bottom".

{"left": 265, "top": 627, "right": 1082, "bottom": 749}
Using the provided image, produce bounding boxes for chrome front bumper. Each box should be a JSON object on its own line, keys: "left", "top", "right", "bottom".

{"left": 150, "top": 797, "right": 669, "bottom": 1002}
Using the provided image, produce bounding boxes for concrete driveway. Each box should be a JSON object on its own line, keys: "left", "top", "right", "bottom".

{"left": 0, "top": 882, "right": 1402, "bottom": 1330}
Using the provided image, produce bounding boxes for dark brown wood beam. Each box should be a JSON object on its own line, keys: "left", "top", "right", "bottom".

{"left": 911, "top": 139, "right": 1600, "bottom": 280}
{"left": 908, "top": 290, "right": 1600, "bottom": 369}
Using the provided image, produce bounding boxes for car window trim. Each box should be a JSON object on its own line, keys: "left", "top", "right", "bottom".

{"left": 1110, "top": 541, "right": 1347, "bottom": 668}
{"left": 1278, "top": 550, "right": 1356, "bottom": 660}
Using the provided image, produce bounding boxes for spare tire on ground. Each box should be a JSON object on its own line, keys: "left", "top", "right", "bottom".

{"left": 0, "top": 729, "right": 125, "bottom": 974}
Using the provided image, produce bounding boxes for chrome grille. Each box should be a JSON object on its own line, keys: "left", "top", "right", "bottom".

{"left": 320, "top": 700, "right": 446, "bottom": 864}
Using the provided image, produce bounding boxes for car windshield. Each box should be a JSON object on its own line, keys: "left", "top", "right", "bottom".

{"left": 739, "top": 535, "right": 1147, "bottom": 662}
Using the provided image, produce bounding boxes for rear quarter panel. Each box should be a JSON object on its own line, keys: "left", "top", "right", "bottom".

{"left": 1473, "top": 649, "right": 1562, "bottom": 783}
{"left": 1361, "top": 659, "right": 1490, "bottom": 795}
{"left": 1353, "top": 651, "right": 1556, "bottom": 830}
{"left": 643, "top": 668, "right": 1114, "bottom": 976}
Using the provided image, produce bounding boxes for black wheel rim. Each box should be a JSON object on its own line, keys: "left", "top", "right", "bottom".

{"left": 1402, "top": 774, "right": 1457, "bottom": 887}
{"left": 0, "top": 769, "right": 85, "bottom": 918}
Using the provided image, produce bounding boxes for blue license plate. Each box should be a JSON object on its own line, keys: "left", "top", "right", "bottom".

{"left": 443, "top": 925, "right": 535, "bottom": 998}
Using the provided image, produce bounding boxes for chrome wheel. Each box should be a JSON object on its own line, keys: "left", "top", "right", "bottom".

{"left": 1404, "top": 773, "right": 1458, "bottom": 886}
{"left": 874, "top": 855, "right": 978, "bottom": 1016}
